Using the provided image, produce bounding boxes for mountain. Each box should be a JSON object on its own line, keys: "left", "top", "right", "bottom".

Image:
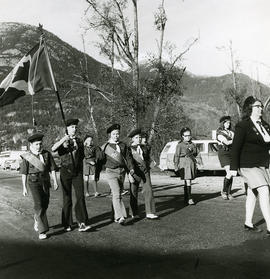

{"left": 0, "top": 22, "right": 270, "bottom": 151}
{"left": 0, "top": 22, "right": 109, "bottom": 149}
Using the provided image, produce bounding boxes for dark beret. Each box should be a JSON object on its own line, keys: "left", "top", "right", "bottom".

{"left": 28, "top": 133, "right": 44, "bottom": 143}
{"left": 107, "top": 123, "right": 120, "bottom": 134}
{"left": 219, "top": 116, "right": 231, "bottom": 123}
{"left": 128, "top": 128, "right": 142, "bottom": 138}
{"left": 66, "top": 118, "right": 79, "bottom": 127}
{"left": 141, "top": 132, "right": 148, "bottom": 138}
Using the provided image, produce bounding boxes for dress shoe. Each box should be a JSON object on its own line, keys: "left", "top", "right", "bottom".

{"left": 38, "top": 233, "right": 47, "bottom": 240}
{"left": 115, "top": 217, "right": 126, "bottom": 225}
{"left": 65, "top": 226, "right": 72, "bottom": 232}
{"left": 244, "top": 224, "right": 262, "bottom": 232}
{"left": 78, "top": 223, "right": 92, "bottom": 232}
{"left": 146, "top": 214, "right": 159, "bottom": 220}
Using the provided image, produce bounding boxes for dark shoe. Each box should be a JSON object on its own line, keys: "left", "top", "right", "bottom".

{"left": 244, "top": 224, "right": 262, "bottom": 232}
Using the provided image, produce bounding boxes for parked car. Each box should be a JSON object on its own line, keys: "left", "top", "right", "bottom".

{"left": 3, "top": 159, "right": 15, "bottom": 170}
{"left": 10, "top": 159, "right": 21, "bottom": 171}
{"left": 159, "top": 139, "right": 223, "bottom": 172}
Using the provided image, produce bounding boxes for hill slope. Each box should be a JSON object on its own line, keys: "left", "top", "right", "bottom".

{"left": 0, "top": 22, "right": 270, "bottom": 149}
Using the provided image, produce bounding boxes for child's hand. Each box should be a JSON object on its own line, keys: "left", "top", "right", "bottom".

{"left": 23, "top": 187, "right": 28, "bottom": 196}
{"left": 53, "top": 181, "right": 59, "bottom": 191}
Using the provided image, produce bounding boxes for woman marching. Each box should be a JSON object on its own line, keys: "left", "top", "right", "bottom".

{"left": 128, "top": 128, "right": 158, "bottom": 220}
{"left": 174, "top": 127, "right": 197, "bottom": 205}
{"left": 231, "top": 96, "right": 270, "bottom": 234}
{"left": 101, "top": 124, "right": 135, "bottom": 225}
{"left": 217, "top": 116, "right": 234, "bottom": 200}
{"left": 83, "top": 134, "right": 102, "bottom": 198}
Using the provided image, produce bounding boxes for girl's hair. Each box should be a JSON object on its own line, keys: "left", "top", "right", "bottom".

{"left": 242, "top": 96, "right": 262, "bottom": 120}
{"left": 84, "top": 134, "right": 93, "bottom": 142}
{"left": 180, "top": 127, "right": 191, "bottom": 137}
{"left": 219, "top": 117, "right": 231, "bottom": 130}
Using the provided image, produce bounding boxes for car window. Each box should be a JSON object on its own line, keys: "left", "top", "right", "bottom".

{"left": 208, "top": 143, "right": 219, "bottom": 152}
{"left": 195, "top": 143, "right": 204, "bottom": 152}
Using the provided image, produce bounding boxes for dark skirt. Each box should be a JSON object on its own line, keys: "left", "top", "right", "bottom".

{"left": 218, "top": 149, "right": 231, "bottom": 168}
{"left": 83, "top": 159, "right": 100, "bottom": 181}
{"left": 177, "top": 157, "right": 196, "bottom": 180}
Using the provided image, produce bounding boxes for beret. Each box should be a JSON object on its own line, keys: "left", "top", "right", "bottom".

{"left": 28, "top": 133, "right": 44, "bottom": 143}
{"left": 219, "top": 116, "right": 231, "bottom": 123}
{"left": 107, "top": 123, "right": 120, "bottom": 134}
{"left": 128, "top": 128, "right": 142, "bottom": 138}
{"left": 141, "top": 132, "right": 148, "bottom": 138}
{"left": 66, "top": 118, "right": 79, "bottom": 127}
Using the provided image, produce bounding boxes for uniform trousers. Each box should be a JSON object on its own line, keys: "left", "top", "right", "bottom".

{"left": 129, "top": 172, "right": 156, "bottom": 216}
{"left": 106, "top": 168, "right": 127, "bottom": 220}
{"left": 60, "top": 168, "right": 88, "bottom": 227}
{"left": 28, "top": 180, "right": 50, "bottom": 234}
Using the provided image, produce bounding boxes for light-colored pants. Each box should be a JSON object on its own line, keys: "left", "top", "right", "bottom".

{"left": 106, "top": 168, "right": 127, "bottom": 220}
{"left": 130, "top": 172, "right": 156, "bottom": 216}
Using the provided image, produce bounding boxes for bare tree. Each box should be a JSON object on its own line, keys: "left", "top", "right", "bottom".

{"left": 84, "top": 0, "right": 140, "bottom": 126}
{"left": 148, "top": 0, "right": 198, "bottom": 143}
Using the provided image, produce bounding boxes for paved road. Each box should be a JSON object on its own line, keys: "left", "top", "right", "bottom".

{"left": 0, "top": 170, "right": 270, "bottom": 278}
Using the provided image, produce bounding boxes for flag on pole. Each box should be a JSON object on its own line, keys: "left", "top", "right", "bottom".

{"left": 0, "top": 41, "right": 57, "bottom": 107}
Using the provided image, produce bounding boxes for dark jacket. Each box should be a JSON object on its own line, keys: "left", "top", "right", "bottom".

{"left": 57, "top": 137, "right": 84, "bottom": 174}
{"left": 101, "top": 141, "right": 134, "bottom": 171}
{"left": 129, "top": 144, "right": 151, "bottom": 177}
{"left": 230, "top": 118, "right": 270, "bottom": 170}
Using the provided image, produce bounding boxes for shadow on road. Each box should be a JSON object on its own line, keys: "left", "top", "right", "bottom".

{"left": 1, "top": 238, "right": 270, "bottom": 279}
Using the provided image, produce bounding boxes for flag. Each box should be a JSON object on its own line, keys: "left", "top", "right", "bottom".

{"left": 0, "top": 41, "right": 57, "bottom": 107}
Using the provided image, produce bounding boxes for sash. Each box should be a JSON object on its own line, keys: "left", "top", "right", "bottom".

{"left": 21, "top": 152, "right": 45, "bottom": 172}
{"left": 104, "top": 144, "right": 125, "bottom": 165}
{"left": 131, "top": 148, "right": 147, "bottom": 169}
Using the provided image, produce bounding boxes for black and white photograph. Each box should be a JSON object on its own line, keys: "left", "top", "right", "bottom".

{"left": 0, "top": 0, "right": 270, "bottom": 278}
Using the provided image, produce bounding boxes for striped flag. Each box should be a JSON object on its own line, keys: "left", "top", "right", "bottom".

{"left": 0, "top": 41, "right": 57, "bottom": 107}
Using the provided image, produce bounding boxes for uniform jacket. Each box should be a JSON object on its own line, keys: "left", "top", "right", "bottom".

{"left": 57, "top": 137, "right": 84, "bottom": 174}
{"left": 20, "top": 150, "right": 57, "bottom": 185}
{"left": 174, "top": 141, "right": 197, "bottom": 169}
{"left": 129, "top": 144, "right": 151, "bottom": 173}
{"left": 230, "top": 118, "right": 270, "bottom": 170}
{"left": 101, "top": 141, "right": 134, "bottom": 171}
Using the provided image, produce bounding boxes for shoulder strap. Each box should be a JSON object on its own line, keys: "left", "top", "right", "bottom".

{"left": 21, "top": 152, "right": 45, "bottom": 172}
{"left": 104, "top": 144, "right": 125, "bottom": 165}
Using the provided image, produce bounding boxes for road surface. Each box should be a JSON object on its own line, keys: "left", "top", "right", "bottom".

{"left": 0, "top": 170, "right": 269, "bottom": 279}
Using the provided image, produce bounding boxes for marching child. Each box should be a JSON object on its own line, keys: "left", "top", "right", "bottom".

{"left": 20, "top": 133, "right": 58, "bottom": 240}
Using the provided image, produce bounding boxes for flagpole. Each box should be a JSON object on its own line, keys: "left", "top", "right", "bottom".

{"left": 37, "top": 24, "right": 76, "bottom": 169}
{"left": 38, "top": 24, "right": 67, "bottom": 129}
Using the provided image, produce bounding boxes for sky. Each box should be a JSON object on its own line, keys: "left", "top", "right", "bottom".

{"left": 0, "top": 0, "right": 270, "bottom": 85}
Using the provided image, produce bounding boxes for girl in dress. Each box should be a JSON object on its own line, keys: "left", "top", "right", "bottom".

{"left": 217, "top": 116, "right": 234, "bottom": 200}
{"left": 174, "top": 127, "right": 197, "bottom": 205}
{"left": 83, "top": 135, "right": 102, "bottom": 197}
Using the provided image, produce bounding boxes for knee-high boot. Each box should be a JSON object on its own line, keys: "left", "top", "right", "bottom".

{"left": 184, "top": 183, "right": 188, "bottom": 204}
{"left": 227, "top": 178, "right": 233, "bottom": 197}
